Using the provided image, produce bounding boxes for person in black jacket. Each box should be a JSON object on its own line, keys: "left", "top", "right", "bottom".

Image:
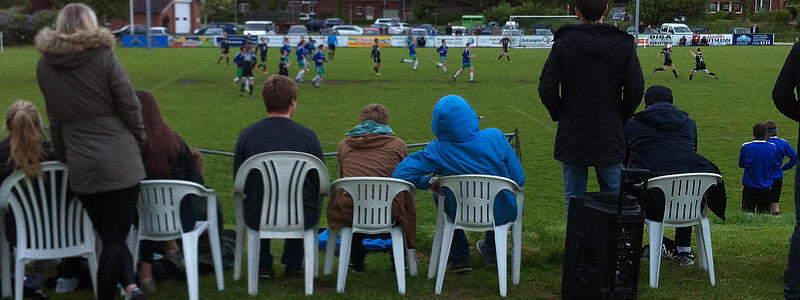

{"left": 625, "top": 86, "right": 727, "bottom": 266}
{"left": 538, "top": 0, "right": 644, "bottom": 212}
{"left": 773, "top": 42, "right": 800, "bottom": 300}
{"left": 446, "top": 23, "right": 452, "bottom": 35}
{"left": 234, "top": 75, "right": 324, "bottom": 278}
{"left": 135, "top": 90, "right": 202, "bottom": 293}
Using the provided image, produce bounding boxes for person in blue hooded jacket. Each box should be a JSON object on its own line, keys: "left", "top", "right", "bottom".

{"left": 392, "top": 95, "right": 525, "bottom": 272}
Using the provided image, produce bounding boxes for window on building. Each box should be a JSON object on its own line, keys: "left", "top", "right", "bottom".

{"left": 733, "top": 2, "right": 742, "bottom": 12}
{"left": 721, "top": 2, "right": 730, "bottom": 11}
{"left": 365, "top": 7, "right": 374, "bottom": 20}
{"left": 356, "top": 7, "right": 362, "bottom": 16}
{"left": 709, "top": 2, "right": 718, "bottom": 12}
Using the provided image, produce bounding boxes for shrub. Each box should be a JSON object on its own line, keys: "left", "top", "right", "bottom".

{"left": 770, "top": 9, "right": 792, "bottom": 23}
{"left": 0, "top": 7, "right": 55, "bottom": 45}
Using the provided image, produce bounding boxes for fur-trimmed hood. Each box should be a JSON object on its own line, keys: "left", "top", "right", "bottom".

{"left": 35, "top": 27, "right": 115, "bottom": 69}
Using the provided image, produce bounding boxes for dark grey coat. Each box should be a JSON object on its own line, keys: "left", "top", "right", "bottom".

{"left": 35, "top": 27, "right": 145, "bottom": 194}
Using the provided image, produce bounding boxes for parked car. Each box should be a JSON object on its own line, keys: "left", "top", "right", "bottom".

{"left": 692, "top": 25, "right": 708, "bottom": 34}
{"left": 321, "top": 28, "right": 334, "bottom": 36}
{"left": 644, "top": 28, "right": 660, "bottom": 34}
{"left": 626, "top": 26, "right": 637, "bottom": 36}
{"left": 500, "top": 25, "right": 522, "bottom": 36}
{"left": 410, "top": 28, "right": 427, "bottom": 36}
{"left": 333, "top": 25, "right": 364, "bottom": 36}
{"left": 324, "top": 18, "right": 345, "bottom": 28}
{"left": 299, "top": 13, "right": 311, "bottom": 21}
{"left": 287, "top": 25, "right": 309, "bottom": 35}
{"left": 610, "top": 12, "right": 626, "bottom": 21}
{"left": 388, "top": 23, "right": 411, "bottom": 35}
{"left": 414, "top": 24, "right": 434, "bottom": 32}
{"left": 194, "top": 22, "right": 237, "bottom": 35}
{"left": 364, "top": 28, "right": 381, "bottom": 36}
{"left": 531, "top": 28, "right": 552, "bottom": 36}
{"left": 305, "top": 20, "right": 326, "bottom": 33}
{"left": 370, "top": 23, "right": 390, "bottom": 35}
{"left": 660, "top": 23, "right": 692, "bottom": 34}
{"left": 451, "top": 26, "right": 467, "bottom": 35}
{"left": 728, "top": 27, "right": 749, "bottom": 34}
{"left": 243, "top": 21, "right": 276, "bottom": 36}
{"left": 112, "top": 24, "right": 146, "bottom": 38}
{"left": 149, "top": 27, "right": 169, "bottom": 35}
{"left": 469, "top": 25, "right": 484, "bottom": 35}
{"left": 374, "top": 18, "right": 398, "bottom": 26}
{"left": 204, "top": 27, "right": 224, "bottom": 36}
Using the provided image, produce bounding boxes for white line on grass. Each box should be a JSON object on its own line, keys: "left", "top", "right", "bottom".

{"left": 508, "top": 105, "right": 555, "bottom": 132}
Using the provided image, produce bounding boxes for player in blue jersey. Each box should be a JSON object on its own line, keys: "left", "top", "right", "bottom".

{"left": 435, "top": 39, "right": 448, "bottom": 74}
{"left": 305, "top": 38, "right": 316, "bottom": 65}
{"left": 327, "top": 31, "right": 337, "bottom": 61}
{"left": 281, "top": 37, "right": 292, "bottom": 63}
{"left": 400, "top": 35, "right": 418, "bottom": 70}
{"left": 311, "top": 44, "right": 328, "bottom": 88}
{"left": 453, "top": 43, "right": 475, "bottom": 83}
{"left": 295, "top": 40, "right": 309, "bottom": 83}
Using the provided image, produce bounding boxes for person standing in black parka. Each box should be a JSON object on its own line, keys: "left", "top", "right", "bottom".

{"left": 538, "top": 0, "right": 644, "bottom": 213}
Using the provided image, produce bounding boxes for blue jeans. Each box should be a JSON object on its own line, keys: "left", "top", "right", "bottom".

{"left": 433, "top": 194, "right": 495, "bottom": 262}
{"left": 785, "top": 166, "right": 800, "bottom": 299}
{"left": 562, "top": 163, "right": 622, "bottom": 212}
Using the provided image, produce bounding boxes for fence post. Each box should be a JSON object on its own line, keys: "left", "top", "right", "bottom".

{"left": 0, "top": 31, "right": 3, "bottom": 53}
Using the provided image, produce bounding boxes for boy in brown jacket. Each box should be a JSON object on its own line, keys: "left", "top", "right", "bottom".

{"left": 327, "top": 104, "right": 416, "bottom": 272}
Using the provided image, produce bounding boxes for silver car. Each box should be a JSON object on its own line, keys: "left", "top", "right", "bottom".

{"left": 332, "top": 25, "right": 364, "bottom": 36}
{"left": 288, "top": 25, "right": 309, "bottom": 35}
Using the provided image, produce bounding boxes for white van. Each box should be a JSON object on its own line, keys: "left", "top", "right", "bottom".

{"left": 243, "top": 21, "right": 276, "bottom": 36}
{"left": 659, "top": 23, "right": 692, "bottom": 34}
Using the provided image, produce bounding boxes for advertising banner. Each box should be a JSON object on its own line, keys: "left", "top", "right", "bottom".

{"left": 477, "top": 36, "right": 504, "bottom": 47}
{"left": 169, "top": 36, "right": 216, "bottom": 48}
{"left": 690, "top": 34, "right": 733, "bottom": 46}
{"left": 348, "top": 36, "right": 391, "bottom": 47}
{"left": 516, "top": 35, "right": 554, "bottom": 48}
{"left": 391, "top": 36, "right": 409, "bottom": 47}
{"left": 434, "top": 36, "right": 476, "bottom": 47}
{"left": 123, "top": 35, "right": 169, "bottom": 48}
{"left": 733, "top": 34, "right": 774, "bottom": 46}
{"left": 637, "top": 34, "right": 692, "bottom": 46}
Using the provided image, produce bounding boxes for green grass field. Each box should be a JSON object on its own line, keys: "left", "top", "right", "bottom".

{"left": 0, "top": 44, "right": 797, "bottom": 299}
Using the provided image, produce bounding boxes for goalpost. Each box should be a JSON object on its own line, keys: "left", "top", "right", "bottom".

{"left": 508, "top": 15, "right": 579, "bottom": 48}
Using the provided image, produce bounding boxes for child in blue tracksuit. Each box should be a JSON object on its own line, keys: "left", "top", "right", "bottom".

{"left": 739, "top": 123, "right": 780, "bottom": 214}
{"left": 393, "top": 95, "right": 525, "bottom": 272}
{"left": 232, "top": 47, "right": 245, "bottom": 83}
{"left": 764, "top": 120, "right": 798, "bottom": 215}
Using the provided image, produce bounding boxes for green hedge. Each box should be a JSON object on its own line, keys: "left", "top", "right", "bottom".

{"left": 0, "top": 7, "right": 56, "bottom": 45}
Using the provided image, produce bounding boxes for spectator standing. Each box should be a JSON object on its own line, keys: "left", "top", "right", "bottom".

{"left": 739, "top": 123, "right": 779, "bottom": 215}
{"left": 538, "top": 0, "right": 644, "bottom": 212}
{"left": 764, "top": 120, "right": 797, "bottom": 215}
{"left": 625, "top": 86, "right": 727, "bottom": 266}
{"left": 233, "top": 75, "right": 324, "bottom": 278}
{"left": 393, "top": 95, "right": 525, "bottom": 273}
{"left": 135, "top": 90, "right": 203, "bottom": 293}
{"left": 446, "top": 22, "right": 453, "bottom": 35}
{"left": 751, "top": 23, "right": 759, "bottom": 33}
{"left": 35, "top": 3, "right": 147, "bottom": 300}
{"left": 773, "top": 41, "right": 800, "bottom": 300}
{"left": 327, "top": 104, "right": 416, "bottom": 272}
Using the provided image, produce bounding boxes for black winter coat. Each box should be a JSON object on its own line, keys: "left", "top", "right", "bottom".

{"left": 774, "top": 43, "right": 800, "bottom": 146}
{"left": 539, "top": 24, "right": 644, "bottom": 166}
{"left": 625, "top": 102, "right": 727, "bottom": 221}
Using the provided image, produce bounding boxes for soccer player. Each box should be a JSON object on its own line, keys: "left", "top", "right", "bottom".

{"left": 217, "top": 32, "right": 230, "bottom": 65}
{"left": 436, "top": 39, "right": 448, "bottom": 74}
{"left": 295, "top": 40, "right": 309, "bottom": 83}
{"left": 278, "top": 49, "right": 290, "bottom": 76}
{"left": 689, "top": 47, "right": 718, "bottom": 80}
{"left": 371, "top": 38, "right": 382, "bottom": 75}
{"left": 453, "top": 43, "right": 475, "bottom": 83}
{"left": 327, "top": 31, "right": 337, "bottom": 62}
{"left": 497, "top": 33, "right": 511, "bottom": 63}
{"left": 305, "top": 38, "right": 316, "bottom": 66}
{"left": 240, "top": 44, "right": 257, "bottom": 97}
{"left": 244, "top": 33, "right": 254, "bottom": 48}
{"left": 654, "top": 43, "right": 678, "bottom": 78}
{"left": 401, "top": 35, "right": 418, "bottom": 70}
{"left": 281, "top": 37, "right": 292, "bottom": 64}
{"left": 297, "top": 35, "right": 306, "bottom": 49}
{"left": 311, "top": 44, "right": 328, "bottom": 88}
{"left": 255, "top": 37, "right": 269, "bottom": 74}
{"left": 232, "top": 46, "right": 244, "bottom": 83}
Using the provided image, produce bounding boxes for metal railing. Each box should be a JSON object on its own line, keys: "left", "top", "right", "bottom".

{"left": 195, "top": 129, "right": 521, "bottom": 161}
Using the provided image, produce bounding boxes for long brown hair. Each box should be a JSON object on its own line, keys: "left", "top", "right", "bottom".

{"left": 4, "top": 101, "right": 46, "bottom": 179}
{"left": 137, "top": 90, "right": 182, "bottom": 178}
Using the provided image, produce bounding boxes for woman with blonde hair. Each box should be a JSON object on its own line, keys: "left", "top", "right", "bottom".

{"left": 36, "top": 3, "right": 146, "bottom": 300}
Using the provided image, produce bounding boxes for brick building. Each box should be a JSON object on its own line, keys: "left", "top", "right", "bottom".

{"left": 303, "top": 0, "right": 412, "bottom": 21}
{"left": 708, "top": 0, "right": 785, "bottom": 14}
{"left": 109, "top": 0, "right": 202, "bottom": 34}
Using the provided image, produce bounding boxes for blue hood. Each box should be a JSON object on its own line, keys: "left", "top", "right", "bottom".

{"left": 432, "top": 95, "right": 480, "bottom": 142}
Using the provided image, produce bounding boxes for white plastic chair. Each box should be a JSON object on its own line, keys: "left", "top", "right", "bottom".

{"left": 232, "top": 151, "right": 329, "bottom": 295}
{"left": 645, "top": 173, "right": 722, "bottom": 288}
{"left": 430, "top": 174, "right": 524, "bottom": 297}
{"left": 0, "top": 162, "right": 97, "bottom": 300}
{"left": 322, "top": 177, "right": 418, "bottom": 294}
{"left": 133, "top": 180, "right": 224, "bottom": 300}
